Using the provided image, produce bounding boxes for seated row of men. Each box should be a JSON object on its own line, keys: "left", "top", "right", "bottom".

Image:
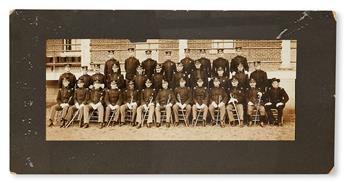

{"left": 48, "top": 72, "right": 289, "bottom": 129}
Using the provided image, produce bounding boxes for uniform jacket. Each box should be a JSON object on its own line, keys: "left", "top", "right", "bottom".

{"left": 122, "top": 89, "right": 139, "bottom": 104}
{"left": 104, "top": 58, "right": 121, "bottom": 77}
{"left": 58, "top": 72, "right": 76, "bottom": 89}
{"left": 180, "top": 57, "right": 195, "bottom": 75}
{"left": 162, "top": 60, "right": 176, "bottom": 82}
{"left": 250, "top": 70, "right": 268, "bottom": 91}
{"left": 210, "top": 76, "right": 230, "bottom": 91}
{"left": 264, "top": 87, "right": 289, "bottom": 104}
{"left": 209, "top": 87, "right": 228, "bottom": 104}
{"left": 153, "top": 72, "right": 164, "bottom": 90}
{"left": 234, "top": 71, "right": 249, "bottom": 88}
{"left": 125, "top": 57, "right": 140, "bottom": 80}
{"left": 140, "top": 88, "right": 156, "bottom": 105}
{"left": 228, "top": 86, "right": 245, "bottom": 104}
{"left": 104, "top": 88, "right": 121, "bottom": 106}
{"left": 230, "top": 55, "right": 249, "bottom": 72}
{"left": 196, "top": 57, "right": 211, "bottom": 77}
{"left": 106, "top": 73, "right": 125, "bottom": 89}
{"left": 246, "top": 87, "right": 263, "bottom": 104}
{"left": 88, "top": 88, "right": 104, "bottom": 104}
{"left": 212, "top": 57, "right": 229, "bottom": 77}
{"left": 190, "top": 68, "right": 208, "bottom": 87}
{"left": 193, "top": 86, "right": 209, "bottom": 105}
{"left": 173, "top": 71, "right": 189, "bottom": 89}
{"left": 74, "top": 87, "right": 89, "bottom": 104}
{"left": 133, "top": 74, "right": 147, "bottom": 91}
{"left": 156, "top": 88, "right": 175, "bottom": 105}
{"left": 174, "top": 87, "right": 192, "bottom": 104}
{"left": 78, "top": 74, "right": 92, "bottom": 88}
{"left": 56, "top": 87, "right": 74, "bottom": 105}
{"left": 142, "top": 58, "right": 157, "bottom": 79}
{"left": 91, "top": 73, "right": 106, "bottom": 84}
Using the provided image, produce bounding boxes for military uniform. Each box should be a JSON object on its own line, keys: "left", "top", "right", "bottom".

{"left": 226, "top": 85, "right": 245, "bottom": 125}
{"left": 136, "top": 87, "right": 156, "bottom": 126}
{"left": 84, "top": 87, "right": 105, "bottom": 125}
{"left": 210, "top": 76, "right": 230, "bottom": 91}
{"left": 155, "top": 88, "right": 175, "bottom": 126}
{"left": 106, "top": 72, "right": 125, "bottom": 89}
{"left": 264, "top": 85, "right": 289, "bottom": 124}
{"left": 190, "top": 68, "right": 208, "bottom": 88}
{"left": 246, "top": 86, "right": 266, "bottom": 124}
{"left": 153, "top": 71, "right": 164, "bottom": 90}
{"left": 180, "top": 57, "right": 195, "bottom": 76}
{"left": 142, "top": 58, "right": 157, "bottom": 80}
{"left": 65, "top": 86, "right": 89, "bottom": 126}
{"left": 173, "top": 71, "right": 189, "bottom": 89}
{"left": 120, "top": 88, "right": 139, "bottom": 124}
{"left": 209, "top": 86, "right": 228, "bottom": 125}
{"left": 212, "top": 57, "right": 229, "bottom": 78}
{"left": 250, "top": 69, "right": 268, "bottom": 91}
{"left": 48, "top": 87, "right": 74, "bottom": 126}
{"left": 58, "top": 72, "right": 76, "bottom": 89}
{"left": 233, "top": 71, "right": 249, "bottom": 89}
{"left": 103, "top": 87, "right": 122, "bottom": 126}
{"left": 162, "top": 59, "right": 176, "bottom": 88}
{"left": 133, "top": 74, "right": 148, "bottom": 91}
{"left": 196, "top": 57, "right": 212, "bottom": 78}
{"left": 91, "top": 72, "right": 106, "bottom": 85}
{"left": 104, "top": 58, "right": 121, "bottom": 77}
{"left": 173, "top": 86, "right": 192, "bottom": 125}
{"left": 78, "top": 74, "right": 92, "bottom": 89}
{"left": 192, "top": 86, "right": 209, "bottom": 122}
{"left": 230, "top": 55, "right": 249, "bottom": 73}
{"left": 125, "top": 56, "right": 140, "bottom": 80}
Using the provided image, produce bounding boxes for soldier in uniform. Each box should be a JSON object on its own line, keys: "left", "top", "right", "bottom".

{"left": 132, "top": 65, "right": 147, "bottom": 91}
{"left": 190, "top": 60, "right": 208, "bottom": 88}
{"left": 78, "top": 66, "right": 92, "bottom": 89}
{"left": 212, "top": 49, "right": 229, "bottom": 78}
{"left": 230, "top": 55, "right": 249, "bottom": 73}
{"left": 136, "top": 79, "right": 156, "bottom": 128}
{"left": 58, "top": 64, "right": 76, "bottom": 89}
{"left": 91, "top": 64, "right": 106, "bottom": 86}
{"left": 152, "top": 64, "right": 164, "bottom": 90}
{"left": 104, "top": 50, "right": 121, "bottom": 78}
{"left": 246, "top": 78, "right": 266, "bottom": 127}
{"left": 250, "top": 61, "right": 268, "bottom": 91}
{"left": 180, "top": 48, "right": 194, "bottom": 77}
{"left": 125, "top": 48, "right": 140, "bottom": 81}
{"left": 196, "top": 49, "right": 211, "bottom": 78}
{"left": 141, "top": 50, "right": 157, "bottom": 80}
{"left": 162, "top": 51, "right": 176, "bottom": 88}
{"left": 65, "top": 78, "right": 89, "bottom": 128}
{"left": 106, "top": 63, "right": 125, "bottom": 89}
{"left": 48, "top": 78, "right": 74, "bottom": 127}
{"left": 104, "top": 80, "right": 122, "bottom": 127}
{"left": 173, "top": 62, "right": 189, "bottom": 89}
{"left": 210, "top": 67, "right": 230, "bottom": 91}
{"left": 83, "top": 80, "right": 105, "bottom": 128}
{"left": 173, "top": 77, "right": 192, "bottom": 126}
{"left": 192, "top": 78, "right": 209, "bottom": 126}
{"left": 155, "top": 80, "right": 175, "bottom": 127}
{"left": 119, "top": 81, "right": 139, "bottom": 126}
{"left": 264, "top": 78, "right": 289, "bottom": 126}
{"left": 226, "top": 77, "right": 245, "bottom": 127}
{"left": 232, "top": 63, "right": 249, "bottom": 89}
{"left": 209, "top": 78, "right": 228, "bottom": 127}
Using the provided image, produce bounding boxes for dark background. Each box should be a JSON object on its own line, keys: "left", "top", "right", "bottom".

{"left": 10, "top": 10, "right": 335, "bottom": 174}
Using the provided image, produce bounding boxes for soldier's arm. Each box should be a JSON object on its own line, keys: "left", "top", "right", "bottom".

{"left": 116, "top": 91, "right": 123, "bottom": 106}
{"left": 57, "top": 75, "right": 63, "bottom": 88}
{"left": 203, "top": 89, "right": 209, "bottom": 105}
{"left": 185, "top": 88, "right": 192, "bottom": 104}
{"left": 83, "top": 89, "right": 89, "bottom": 104}
{"left": 140, "top": 91, "right": 145, "bottom": 105}
{"left": 282, "top": 88, "right": 289, "bottom": 104}
{"left": 104, "top": 90, "right": 110, "bottom": 106}
{"left": 56, "top": 89, "right": 62, "bottom": 104}
{"left": 222, "top": 90, "right": 229, "bottom": 103}
{"left": 68, "top": 90, "right": 75, "bottom": 105}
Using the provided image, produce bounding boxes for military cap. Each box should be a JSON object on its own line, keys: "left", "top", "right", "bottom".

{"left": 108, "top": 50, "right": 115, "bottom": 54}
{"left": 217, "top": 49, "right": 224, "bottom": 53}
{"left": 213, "top": 78, "right": 220, "bottom": 83}
{"left": 81, "top": 66, "right": 88, "bottom": 70}
{"left": 128, "top": 48, "right": 135, "bottom": 52}
{"left": 249, "top": 78, "right": 257, "bottom": 83}
{"left": 156, "top": 64, "right": 162, "bottom": 69}
{"left": 165, "top": 51, "right": 172, "bottom": 56}
{"left": 184, "top": 48, "right": 191, "bottom": 53}
{"left": 145, "top": 50, "right": 152, "bottom": 55}
{"left": 64, "top": 64, "right": 72, "bottom": 67}
{"left": 93, "top": 64, "right": 101, "bottom": 68}
{"left": 231, "top": 77, "right": 239, "bottom": 82}
{"left": 254, "top": 61, "right": 262, "bottom": 65}
{"left": 77, "top": 78, "right": 84, "bottom": 83}
{"left": 217, "top": 67, "right": 224, "bottom": 71}
{"left": 145, "top": 79, "right": 152, "bottom": 84}
{"left": 271, "top": 78, "right": 281, "bottom": 83}
{"left": 199, "top": 49, "right": 207, "bottom": 54}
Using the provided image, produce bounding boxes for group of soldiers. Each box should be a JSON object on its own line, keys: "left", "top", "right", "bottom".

{"left": 48, "top": 48, "right": 289, "bottom": 129}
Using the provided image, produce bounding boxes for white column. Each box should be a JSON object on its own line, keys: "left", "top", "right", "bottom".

{"left": 280, "top": 40, "right": 292, "bottom": 70}
{"left": 178, "top": 39, "right": 188, "bottom": 62}
{"left": 80, "top": 39, "right": 91, "bottom": 67}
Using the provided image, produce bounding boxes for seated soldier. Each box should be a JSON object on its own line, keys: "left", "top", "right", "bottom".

{"left": 136, "top": 79, "right": 155, "bottom": 128}
{"left": 226, "top": 77, "right": 245, "bottom": 127}
{"left": 78, "top": 66, "right": 92, "bottom": 89}
{"left": 48, "top": 78, "right": 74, "bottom": 127}
{"left": 264, "top": 78, "right": 289, "bottom": 126}
{"left": 173, "top": 77, "right": 192, "bottom": 126}
{"left": 250, "top": 61, "right": 268, "bottom": 91}
{"left": 91, "top": 64, "right": 106, "bottom": 86}
{"left": 211, "top": 67, "right": 230, "bottom": 91}
{"left": 153, "top": 64, "right": 164, "bottom": 90}
{"left": 120, "top": 81, "right": 139, "bottom": 126}
{"left": 209, "top": 78, "right": 228, "bottom": 127}
{"left": 155, "top": 80, "right": 175, "bottom": 127}
{"left": 106, "top": 63, "right": 125, "bottom": 89}
{"left": 65, "top": 78, "right": 89, "bottom": 128}
{"left": 104, "top": 81, "right": 122, "bottom": 127}
{"left": 191, "top": 59, "right": 208, "bottom": 88}
{"left": 173, "top": 62, "right": 189, "bottom": 89}
{"left": 133, "top": 65, "right": 147, "bottom": 91}
{"left": 246, "top": 78, "right": 266, "bottom": 127}
{"left": 192, "top": 78, "right": 209, "bottom": 126}
{"left": 232, "top": 63, "right": 249, "bottom": 89}
{"left": 83, "top": 80, "right": 105, "bottom": 128}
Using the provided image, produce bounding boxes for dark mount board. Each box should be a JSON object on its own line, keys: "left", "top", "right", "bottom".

{"left": 10, "top": 10, "right": 335, "bottom": 174}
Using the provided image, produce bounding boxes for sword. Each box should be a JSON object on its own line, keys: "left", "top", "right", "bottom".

{"left": 177, "top": 94, "right": 188, "bottom": 127}
{"left": 230, "top": 93, "right": 241, "bottom": 126}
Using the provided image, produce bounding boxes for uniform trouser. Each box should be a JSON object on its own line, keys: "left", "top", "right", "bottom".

{"left": 84, "top": 104, "right": 104, "bottom": 123}
{"left": 226, "top": 103, "right": 244, "bottom": 121}
{"left": 120, "top": 104, "right": 137, "bottom": 122}
{"left": 247, "top": 104, "right": 265, "bottom": 116}
{"left": 264, "top": 103, "right": 284, "bottom": 123}
{"left": 104, "top": 106, "right": 120, "bottom": 123}
{"left": 49, "top": 104, "right": 69, "bottom": 123}
{"left": 192, "top": 105, "right": 208, "bottom": 120}
{"left": 173, "top": 104, "right": 191, "bottom": 123}
{"left": 208, "top": 104, "right": 226, "bottom": 121}
{"left": 155, "top": 105, "right": 172, "bottom": 123}
{"left": 136, "top": 105, "right": 155, "bottom": 125}
{"left": 65, "top": 105, "right": 84, "bottom": 122}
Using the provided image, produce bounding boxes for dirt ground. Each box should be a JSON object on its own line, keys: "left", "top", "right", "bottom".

{"left": 46, "top": 109, "right": 295, "bottom": 141}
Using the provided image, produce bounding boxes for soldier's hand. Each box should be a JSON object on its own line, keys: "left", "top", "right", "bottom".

{"left": 211, "top": 101, "right": 217, "bottom": 108}
{"left": 234, "top": 99, "right": 238, "bottom": 103}
{"left": 265, "top": 102, "right": 272, "bottom": 106}
{"left": 75, "top": 103, "right": 80, "bottom": 109}
{"left": 258, "top": 92, "right": 263, "bottom": 97}
{"left": 276, "top": 102, "right": 284, "bottom": 107}
{"left": 148, "top": 102, "right": 154, "bottom": 107}
{"left": 132, "top": 102, "right": 137, "bottom": 107}
{"left": 201, "top": 104, "right": 206, "bottom": 109}
{"left": 89, "top": 85, "right": 94, "bottom": 89}
{"left": 231, "top": 71, "right": 236, "bottom": 76}
{"left": 156, "top": 103, "right": 160, "bottom": 107}
{"left": 167, "top": 103, "right": 172, "bottom": 107}
{"left": 248, "top": 101, "right": 254, "bottom": 106}
{"left": 181, "top": 104, "right": 186, "bottom": 109}
{"left": 115, "top": 105, "right": 120, "bottom": 109}
{"left": 219, "top": 102, "right": 225, "bottom": 107}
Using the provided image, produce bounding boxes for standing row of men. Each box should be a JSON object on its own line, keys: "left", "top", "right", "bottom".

{"left": 48, "top": 48, "right": 289, "bottom": 129}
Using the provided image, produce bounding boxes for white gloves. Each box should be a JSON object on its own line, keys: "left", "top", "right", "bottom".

{"left": 248, "top": 101, "right": 254, "bottom": 106}
{"left": 218, "top": 102, "right": 225, "bottom": 108}
{"left": 276, "top": 102, "right": 284, "bottom": 107}
{"left": 60, "top": 103, "right": 69, "bottom": 108}
{"left": 265, "top": 102, "right": 272, "bottom": 106}
{"left": 257, "top": 92, "right": 263, "bottom": 97}
{"left": 211, "top": 101, "right": 217, "bottom": 108}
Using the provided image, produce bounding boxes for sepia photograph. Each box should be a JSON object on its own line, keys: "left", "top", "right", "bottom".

{"left": 45, "top": 39, "right": 296, "bottom": 141}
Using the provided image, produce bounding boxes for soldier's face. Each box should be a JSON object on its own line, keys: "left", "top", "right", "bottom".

{"left": 94, "top": 67, "right": 100, "bottom": 73}
{"left": 250, "top": 82, "right": 256, "bottom": 88}
{"left": 162, "top": 82, "right": 168, "bottom": 89}
{"left": 272, "top": 81, "right": 279, "bottom": 88}
{"left": 185, "top": 52, "right": 190, "bottom": 57}
{"left": 213, "top": 81, "right": 220, "bottom": 87}
{"left": 65, "top": 66, "right": 71, "bottom": 72}
{"left": 179, "top": 80, "right": 186, "bottom": 87}
{"left": 156, "top": 67, "right": 162, "bottom": 73}
{"left": 177, "top": 65, "right": 183, "bottom": 72}
{"left": 217, "top": 70, "right": 224, "bottom": 76}
{"left": 195, "top": 63, "right": 201, "bottom": 69}
{"left": 112, "top": 65, "right": 119, "bottom": 72}
{"left": 129, "top": 51, "right": 135, "bottom": 57}
{"left": 232, "top": 80, "right": 238, "bottom": 87}
{"left": 238, "top": 64, "right": 244, "bottom": 71}
{"left": 94, "top": 83, "right": 101, "bottom": 89}
{"left": 255, "top": 64, "right": 261, "bottom": 70}
{"left": 110, "top": 83, "right": 117, "bottom": 89}
{"left": 108, "top": 53, "right": 115, "bottom": 59}
{"left": 77, "top": 83, "right": 84, "bottom": 88}
{"left": 197, "top": 80, "right": 203, "bottom": 87}
{"left": 145, "top": 82, "right": 152, "bottom": 88}
{"left": 82, "top": 69, "right": 87, "bottom": 75}
{"left": 137, "top": 68, "right": 143, "bottom": 74}
{"left": 146, "top": 53, "right": 152, "bottom": 59}
{"left": 129, "top": 84, "right": 134, "bottom": 89}
{"left": 62, "top": 80, "right": 69, "bottom": 87}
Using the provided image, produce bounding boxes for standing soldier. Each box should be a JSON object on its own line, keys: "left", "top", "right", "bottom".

{"left": 192, "top": 78, "right": 209, "bottom": 126}
{"left": 141, "top": 50, "right": 157, "bottom": 80}
{"left": 152, "top": 64, "right": 164, "bottom": 90}
{"left": 196, "top": 49, "right": 211, "bottom": 78}
{"left": 250, "top": 61, "right": 268, "bottom": 91}
{"left": 173, "top": 78, "right": 192, "bottom": 126}
{"left": 264, "top": 78, "right": 289, "bottom": 126}
{"left": 125, "top": 48, "right": 140, "bottom": 81}
{"left": 78, "top": 66, "right": 92, "bottom": 89}
{"left": 104, "top": 81, "right": 122, "bottom": 127}
{"left": 83, "top": 80, "right": 105, "bottom": 128}
{"left": 190, "top": 59, "right": 208, "bottom": 88}
{"left": 226, "top": 77, "right": 245, "bottom": 127}
{"left": 162, "top": 51, "right": 176, "bottom": 88}
{"left": 48, "top": 78, "right": 74, "bottom": 127}
{"left": 104, "top": 50, "right": 121, "bottom": 78}
{"left": 119, "top": 81, "right": 139, "bottom": 126}
{"left": 155, "top": 80, "right": 175, "bottom": 128}
{"left": 246, "top": 78, "right": 266, "bottom": 127}
{"left": 106, "top": 63, "right": 125, "bottom": 89}
{"left": 173, "top": 62, "right": 189, "bottom": 89}
{"left": 91, "top": 64, "right": 106, "bottom": 86}
{"left": 209, "top": 78, "right": 228, "bottom": 127}
{"left": 132, "top": 65, "right": 147, "bottom": 91}
{"left": 212, "top": 49, "right": 229, "bottom": 78}
{"left": 211, "top": 67, "right": 230, "bottom": 91}
{"left": 180, "top": 48, "right": 194, "bottom": 77}
{"left": 232, "top": 63, "right": 249, "bottom": 89}
{"left": 136, "top": 79, "right": 156, "bottom": 128}
{"left": 58, "top": 64, "right": 76, "bottom": 89}
{"left": 230, "top": 55, "right": 249, "bottom": 73}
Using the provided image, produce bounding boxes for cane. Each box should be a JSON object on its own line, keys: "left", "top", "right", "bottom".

{"left": 107, "top": 107, "right": 117, "bottom": 127}
{"left": 65, "top": 107, "right": 80, "bottom": 128}
{"left": 230, "top": 94, "right": 241, "bottom": 126}
{"left": 177, "top": 94, "right": 188, "bottom": 127}
{"left": 215, "top": 95, "right": 222, "bottom": 125}
{"left": 254, "top": 94, "right": 262, "bottom": 125}
{"left": 195, "top": 106, "right": 202, "bottom": 126}
{"left": 141, "top": 96, "right": 153, "bottom": 127}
